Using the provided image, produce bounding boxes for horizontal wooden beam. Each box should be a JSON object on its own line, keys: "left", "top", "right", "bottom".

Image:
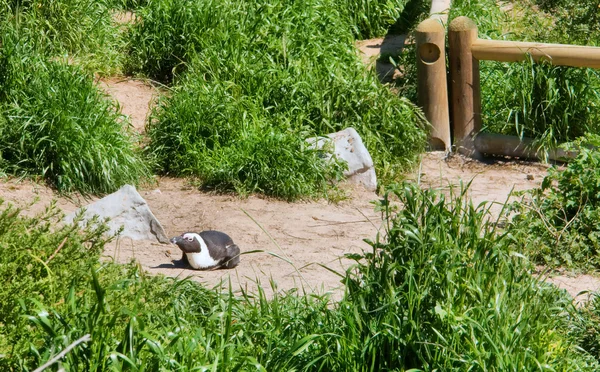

{"left": 474, "top": 132, "right": 577, "bottom": 162}
{"left": 472, "top": 39, "right": 600, "bottom": 69}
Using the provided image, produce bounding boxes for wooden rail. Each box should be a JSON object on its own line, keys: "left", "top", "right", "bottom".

{"left": 472, "top": 39, "right": 600, "bottom": 68}
{"left": 416, "top": 16, "right": 600, "bottom": 160}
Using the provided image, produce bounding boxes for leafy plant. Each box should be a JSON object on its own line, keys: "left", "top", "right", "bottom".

{"left": 532, "top": 0, "right": 600, "bottom": 46}
{"left": 507, "top": 134, "right": 600, "bottom": 271}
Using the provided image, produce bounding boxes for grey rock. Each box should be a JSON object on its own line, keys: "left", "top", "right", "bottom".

{"left": 65, "top": 184, "right": 169, "bottom": 243}
{"left": 308, "top": 127, "right": 377, "bottom": 191}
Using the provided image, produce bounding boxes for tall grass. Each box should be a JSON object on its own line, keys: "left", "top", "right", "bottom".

{"left": 0, "top": 20, "right": 149, "bottom": 194}
{"left": 1, "top": 0, "right": 125, "bottom": 74}
{"left": 481, "top": 58, "right": 600, "bottom": 152}
{"left": 3, "top": 184, "right": 600, "bottom": 370}
{"left": 444, "top": 0, "right": 600, "bottom": 155}
{"left": 136, "top": 0, "right": 427, "bottom": 199}
{"left": 337, "top": 0, "right": 415, "bottom": 39}
{"left": 340, "top": 182, "right": 597, "bottom": 370}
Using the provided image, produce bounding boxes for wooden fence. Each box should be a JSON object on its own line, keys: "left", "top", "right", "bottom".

{"left": 416, "top": 16, "right": 600, "bottom": 160}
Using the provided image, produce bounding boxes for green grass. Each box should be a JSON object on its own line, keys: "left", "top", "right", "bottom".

{"left": 481, "top": 58, "right": 600, "bottom": 153}
{"left": 135, "top": 0, "right": 428, "bottom": 199}
{"left": 340, "top": 182, "right": 596, "bottom": 370}
{"left": 3, "top": 183, "right": 600, "bottom": 370}
{"left": 0, "top": 19, "right": 149, "bottom": 195}
{"left": 1, "top": 0, "right": 126, "bottom": 75}
{"left": 337, "top": 0, "right": 418, "bottom": 39}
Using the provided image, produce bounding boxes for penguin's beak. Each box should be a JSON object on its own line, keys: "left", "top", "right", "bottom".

{"left": 170, "top": 236, "right": 181, "bottom": 244}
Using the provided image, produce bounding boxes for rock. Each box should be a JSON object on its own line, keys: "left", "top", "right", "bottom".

{"left": 65, "top": 185, "right": 169, "bottom": 243}
{"left": 307, "top": 127, "right": 377, "bottom": 191}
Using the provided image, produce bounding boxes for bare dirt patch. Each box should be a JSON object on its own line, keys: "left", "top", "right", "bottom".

{"left": 356, "top": 35, "right": 406, "bottom": 83}
{"left": 98, "top": 77, "right": 159, "bottom": 132}
{"left": 411, "top": 151, "right": 550, "bottom": 215}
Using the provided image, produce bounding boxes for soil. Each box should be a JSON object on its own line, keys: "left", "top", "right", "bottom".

{"left": 1, "top": 39, "right": 597, "bottom": 303}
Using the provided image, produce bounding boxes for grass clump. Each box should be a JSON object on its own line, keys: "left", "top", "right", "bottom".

{"left": 337, "top": 0, "right": 416, "bottom": 39}
{"left": 340, "top": 182, "right": 597, "bottom": 369}
{"left": 0, "top": 22, "right": 149, "bottom": 194}
{"left": 507, "top": 135, "right": 600, "bottom": 272}
{"left": 136, "top": 0, "right": 427, "bottom": 199}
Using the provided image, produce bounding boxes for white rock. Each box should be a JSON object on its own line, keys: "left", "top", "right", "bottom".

{"left": 308, "top": 127, "right": 377, "bottom": 191}
{"left": 65, "top": 185, "right": 169, "bottom": 243}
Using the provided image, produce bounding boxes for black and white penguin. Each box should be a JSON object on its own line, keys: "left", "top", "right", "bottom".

{"left": 170, "top": 231, "right": 241, "bottom": 270}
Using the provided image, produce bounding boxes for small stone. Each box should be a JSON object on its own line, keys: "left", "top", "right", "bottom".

{"left": 307, "top": 127, "right": 377, "bottom": 191}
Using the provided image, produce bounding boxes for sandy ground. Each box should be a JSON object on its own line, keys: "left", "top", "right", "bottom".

{"left": 1, "top": 38, "right": 598, "bottom": 303}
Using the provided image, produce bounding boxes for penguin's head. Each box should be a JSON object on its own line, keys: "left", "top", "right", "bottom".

{"left": 170, "top": 233, "right": 202, "bottom": 253}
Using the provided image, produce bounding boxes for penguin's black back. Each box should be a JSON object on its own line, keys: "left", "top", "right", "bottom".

{"left": 199, "top": 230, "right": 240, "bottom": 268}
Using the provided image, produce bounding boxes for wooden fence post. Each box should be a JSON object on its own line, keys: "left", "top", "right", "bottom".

{"left": 415, "top": 18, "right": 451, "bottom": 151}
{"left": 448, "top": 16, "right": 481, "bottom": 157}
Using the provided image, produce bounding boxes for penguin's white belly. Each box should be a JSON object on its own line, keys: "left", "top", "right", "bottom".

{"left": 185, "top": 251, "right": 218, "bottom": 269}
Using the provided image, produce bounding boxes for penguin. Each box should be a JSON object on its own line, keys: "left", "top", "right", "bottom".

{"left": 170, "top": 230, "right": 241, "bottom": 270}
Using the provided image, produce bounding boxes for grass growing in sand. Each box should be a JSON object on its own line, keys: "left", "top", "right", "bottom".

{"left": 0, "top": 17, "right": 149, "bottom": 195}
{"left": 2, "top": 184, "right": 600, "bottom": 370}
{"left": 133, "top": 0, "right": 428, "bottom": 199}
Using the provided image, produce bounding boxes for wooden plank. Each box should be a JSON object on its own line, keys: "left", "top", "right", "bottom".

{"left": 472, "top": 39, "right": 600, "bottom": 68}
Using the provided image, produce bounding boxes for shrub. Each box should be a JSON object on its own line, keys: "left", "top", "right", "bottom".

{"left": 532, "top": 0, "right": 600, "bottom": 46}
{"left": 507, "top": 135, "right": 600, "bottom": 272}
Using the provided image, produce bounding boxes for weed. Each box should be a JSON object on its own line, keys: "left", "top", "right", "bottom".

{"left": 507, "top": 134, "right": 600, "bottom": 272}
